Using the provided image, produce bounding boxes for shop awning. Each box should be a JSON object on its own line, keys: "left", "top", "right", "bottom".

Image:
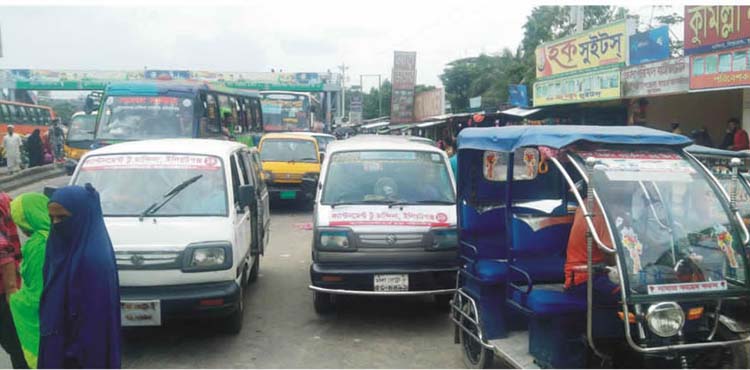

{"left": 416, "top": 120, "right": 444, "bottom": 128}
{"left": 361, "top": 121, "right": 390, "bottom": 130}
{"left": 500, "top": 107, "right": 542, "bottom": 117}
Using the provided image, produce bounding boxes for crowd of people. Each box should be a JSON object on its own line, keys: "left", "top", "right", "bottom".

{"left": 2, "top": 121, "right": 66, "bottom": 175}
{"left": 671, "top": 117, "right": 750, "bottom": 151}
{"left": 0, "top": 185, "right": 120, "bottom": 369}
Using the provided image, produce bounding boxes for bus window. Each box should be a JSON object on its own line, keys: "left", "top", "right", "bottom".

{"left": 97, "top": 96, "right": 194, "bottom": 140}
{"left": 0, "top": 104, "right": 7, "bottom": 122}
{"left": 238, "top": 98, "right": 249, "bottom": 133}
{"left": 252, "top": 99, "right": 262, "bottom": 131}
{"left": 17, "top": 106, "right": 28, "bottom": 124}
{"left": 30, "top": 108, "right": 40, "bottom": 124}
{"left": 6, "top": 104, "right": 16, "bottom": 123}
{"left": 202, "top": 93, "right": 222, "bottom": 136}
{"left": 42, "top": 109, "right": 51, "bottom": 125}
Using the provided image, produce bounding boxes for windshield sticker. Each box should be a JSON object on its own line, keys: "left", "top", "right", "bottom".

{"left": 576, "top": 150, "right": 681, "bottom": 160}
{"left": 363, "top": 162, "right": 383, "bottom": 172}
{"left": 522, "top": 149, "right": 538, "bottom": 179}
{"left": 714, "top": 225, "right": 739, "bottom": 269}
{"left": 647, "top": 280, "right": 727, "bottom": 295}
{"left": 620, "top": 227, "right": 644, "bottom": 274}
{"left": 329, "top": 210, "right": 451, "bottom": 227}
{"left": 81, "top": 154, "right": 221, "bottom": 171}
{"left": 483, "top": 151, "right": 507, "bottom": 181}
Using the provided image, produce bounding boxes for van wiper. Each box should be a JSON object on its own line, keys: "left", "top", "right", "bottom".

{"left": 138, "top": 175, "right": 203, "bottom": 221}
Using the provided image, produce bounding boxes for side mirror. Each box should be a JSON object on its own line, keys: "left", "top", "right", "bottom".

{"left": 319, "top": 152, "right": 325, "bottom": 163}
{"left": 43, "top": 186, "right": 59, "bottom": 198}
{"left": 238, "top": 184, "right": 256, "bottom": 209}
{"left": 64, "top": 161, "right": 77, "bottom": 176}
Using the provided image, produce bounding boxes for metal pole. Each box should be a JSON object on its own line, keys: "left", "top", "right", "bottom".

{"left": 378, "top": 75, "right": 382, "bottom": 117}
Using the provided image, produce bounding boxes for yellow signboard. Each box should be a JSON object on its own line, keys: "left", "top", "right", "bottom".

{"left": 533, "top": 68, "right": 621, "bottom": 107}
{"left": 536, "top": 20, "right": 628, "bottom": 79}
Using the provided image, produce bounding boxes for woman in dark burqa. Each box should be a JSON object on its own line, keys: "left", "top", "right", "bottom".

{"left": 25, "top": 130, "right": 43, "bottom": 168}
{"left": 38, "top": 184, "right": 120, "bottom": 369}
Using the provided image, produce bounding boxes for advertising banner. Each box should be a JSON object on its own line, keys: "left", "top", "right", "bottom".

{"left": 629, "top": 26, "right": 671, "bottom": 65}
{"left": 536, "top": 20, "right": 628, "bottom": 79}
{"left": 391, "top": 51, "right": 417, "bottom": 124}
{"left": 508, "top": 84, "right": 529, "bottom": 107}
{"left": 533, "top": 68, "right": 621, "bottom": 107}
{"left": 685, "top": 6, "right": 750, "bottom": 55}
{"left": 413, "top": 88, "right": 445, "bottom": 121}
{"left": 689, "top": 46, "right": 750, "bottom": 90}
{"left": 622, "top": 57, "right": 689, "bottom": 97}
{"left": 349, "top": 86, "right": 363, "bottom": 125}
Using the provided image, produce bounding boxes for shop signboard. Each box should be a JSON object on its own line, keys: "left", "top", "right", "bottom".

{"left": 414, "top": 88, "right": 445, "bottom": 121}
{"left": 684, "top": 6, "right": 750, "bottom": 55}
{"left": 536, "top": 20, "right": 628, "bottom": 79}
{"left": 622, "top": 57, "right": 689, "bottom": 97}
{"left": 629, "top": 26, "right": 671, "bottom": 66}
{"left": 533, "top": 67, "right": 621, "bottom": 107}
{"left": 689, "top": 45, "right": 750, "bottom": 90}
{"left": 349, "top": 86, "right": 363, "bottom": 125}
{"left": 391, "top": 51, "right": 417, "bottom": 124}
{"left": 508, "top": 84, "right": 529, "bottom": 107}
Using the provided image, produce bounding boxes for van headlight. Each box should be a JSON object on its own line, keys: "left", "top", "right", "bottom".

{"left": 182, "top": 242, "right": 233, "bottom": 272}
{"left": 431, "top": 228, "right": 458, "bottom": 249}
{"left": 318, "top": 230, "right": 353, "bottom": 251}
{"left": 646, "top": 302, "right": 685, "bottom": 338}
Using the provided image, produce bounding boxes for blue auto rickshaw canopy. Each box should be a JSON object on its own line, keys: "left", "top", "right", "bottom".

{"left": 685, "top": 144, "right": 750, "bottom": 158}
{"left": 458, "top": 125, "right": 693, "bottom": 152}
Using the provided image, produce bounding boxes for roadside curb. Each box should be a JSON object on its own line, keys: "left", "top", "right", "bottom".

{"left": 1, "top": 163, "right": 67, "bottom": 192}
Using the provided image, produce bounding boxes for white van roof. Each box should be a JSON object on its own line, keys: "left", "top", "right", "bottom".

{"left": 327, "top": 135, "right": 444, "bottom": 154}
{"left": 82, "top": 139, "right": 247, "bottom": 159}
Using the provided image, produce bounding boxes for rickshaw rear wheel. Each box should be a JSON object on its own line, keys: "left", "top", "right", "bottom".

{"left": 691, "top": 324, "right": 750, "bottom": 368}
{"left": 458, "top": 302, "right": 494, "bottom": 368}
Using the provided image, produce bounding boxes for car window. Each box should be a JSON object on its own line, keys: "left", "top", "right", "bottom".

{"left": 236, "top": 150, "right": 252, "bottom": 186}
{"left": 230, "top": 154, "right": 242, "bottom": 205}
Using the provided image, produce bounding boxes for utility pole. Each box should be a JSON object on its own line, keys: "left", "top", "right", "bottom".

{"left": 571, "top": 6, "right": 585, "bottom": 33}
{"left": 338, "top": 64, "right": 349, "bottom": 123}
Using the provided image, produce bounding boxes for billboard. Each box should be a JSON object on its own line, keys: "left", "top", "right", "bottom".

{"left": 689, "top": 46, "right": 750, "bottom": 90}
{"left": 413, "top": 88, "right": 445, "bottom": 121}
{"left": 533, "top": 67, "right": 621, "bottom": 107}
{"left": 622, "top": 57, "right": 689, "bottom": 98}
{"left": 629, "top": 26, "right": 671, "bottom": 66}
{"left": 349, "top": 86, "right": 363, "bottom": 125}
{"left": 684, "top": 6, "right": 750, "bottom": 55}
{"left": 508, "top": 84, "right": 529, "bottom": 107}
{"left": 536, "top": 20, "right": 628, "bottom": 79}
{"left": 390, "top": 51, "right": 417, "bottom": 124}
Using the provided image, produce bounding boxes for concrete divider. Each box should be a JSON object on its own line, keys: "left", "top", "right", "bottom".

{"left": 1, "top": 163, "right": 67, "bottom": 192}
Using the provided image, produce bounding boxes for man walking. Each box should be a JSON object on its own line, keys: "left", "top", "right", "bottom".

{"left": 2, "top": 126, "right": 22, "bottom": 174}
{"left": 722, "top": 118, "right": 749, "bottom": 151}
{"left": 50, "top": 119, "right": 64, "bottom": 162}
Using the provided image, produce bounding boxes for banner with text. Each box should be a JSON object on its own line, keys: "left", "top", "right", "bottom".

{"left": 689, "top": 45, "right": 750, "bottom": 90}
{"left": 685, "top": 6, "right": 750, "bottom": 55}
{"left": 391, "top": 51, "right": 417, "bottom": 124}
{"left": 622, "top": 57, "right": 689, "bottom": 98}
{"left": 414, "top": 88, "right": 445, "bottom": 121}
{"left": 629, "top": 26, "right": 671, "bottom": 66}
{"left": 536, "top": 20, "right": 628, "bottom": 79}
{"left": 533, "top": 68, "right": 621, "bottom": 107}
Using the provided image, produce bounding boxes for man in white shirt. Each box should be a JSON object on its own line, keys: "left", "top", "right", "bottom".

{"left": 2, "top": 125, "right": 22, "bottom": 174}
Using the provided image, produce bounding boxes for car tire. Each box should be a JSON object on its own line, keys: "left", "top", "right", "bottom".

{"left": 248, "top": 256, "right": 260, "bottom": 284}
{"left": 313, "top": 291, "right": 335, "bottom": 315}
{"left": 220, "top": 287, "right": 244, "bottom": 335}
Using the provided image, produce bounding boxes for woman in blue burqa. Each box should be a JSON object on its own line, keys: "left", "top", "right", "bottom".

{"left": 38, "top": 184, "right": 121, "bottom": 369}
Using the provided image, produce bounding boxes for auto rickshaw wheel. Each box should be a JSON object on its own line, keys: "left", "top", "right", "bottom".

{"left": 458, "top": 302, "right": 494, "bottom": 368}
{"left": 690, "top": 324, "right": 750, "bottom": 368}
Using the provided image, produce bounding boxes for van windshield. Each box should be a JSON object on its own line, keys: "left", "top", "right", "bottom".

{"left": 67, "top": 114, "right": 96, "bottom": 142}
{"left": 260, "top": 139, "right": 318, "bottom": 162}
{"left": 74, "top": 154, "right": 227, "bottom": 216}
{"left": 321, "top": 150, "right": 455, "bottom": 205}
{"left": 97, "top": 96, "right": 195, "bottom": 140}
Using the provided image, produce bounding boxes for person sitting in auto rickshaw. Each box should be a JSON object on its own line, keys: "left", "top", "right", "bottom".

{"left": 564, "top": 199, "right": 620, "bottom": 305}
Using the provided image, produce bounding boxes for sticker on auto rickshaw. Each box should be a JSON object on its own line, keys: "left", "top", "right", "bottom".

{"left": 647, "top": 280, "right": 727, "bottom": 295}
{"left": 81, "top": 154, "right": 222, "bottom": 171}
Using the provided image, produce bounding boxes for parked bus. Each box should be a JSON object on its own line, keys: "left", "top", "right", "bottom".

{"left": 0, "top": 100, "right": 56, "bottom": 165}
{"left": 260, "top": 91, "right": 321, "bottom": 132}
{"left": 94, "top": 81, "right": 263, "bottom": 147}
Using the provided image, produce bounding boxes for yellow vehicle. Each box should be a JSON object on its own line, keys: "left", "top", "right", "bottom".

{"left": 64, "top": 111, "right": 97, "bottom": 161}
{"left": 258, "top": 133, "right": 321, "bottom": 203}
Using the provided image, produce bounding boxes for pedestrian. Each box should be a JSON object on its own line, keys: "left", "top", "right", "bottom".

{"left": 25, "top": 130, "right": 43, "bottom": 168}
{"left": 3, "top": 125, "right": 23, "bottom": 174}
{"left": 444, "top": 137, "right": 458, "bottom": 179}
{"left": 9, "top": 193, "right": 50, "bottom": 369}
{"left": 38, "top": 184, "right": 121, "bottom": 369}
{"left": 0, "top": 193, "right": 28, "bottom": 369}
{"left": 49, "top": 120, "right": 64, "bottom": 162}
{"left": 721, "top": 118, "right": 749, "bottom": 151}
{"left": 691, "top": 127, "right": 714, "bottom": 148}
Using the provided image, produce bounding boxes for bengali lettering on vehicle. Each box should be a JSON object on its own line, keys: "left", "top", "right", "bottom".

{"left": 685, "top": 6, "right": 750, "bottom": 55}
{"left": 536, "top": 20, "right": 627, "bottom": 79}
{"left": 329, "top": 210, "right": 451, "bottom": 227}
{"left": 81, "top": 154, "right": 222, "bottom": 171}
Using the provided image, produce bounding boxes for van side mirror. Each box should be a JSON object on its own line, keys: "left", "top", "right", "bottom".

{"left": 43, "top": 186, "right": 58, "bottom": 198}
{"left": 238, "top": 184, "right": 256, "bottom": 209}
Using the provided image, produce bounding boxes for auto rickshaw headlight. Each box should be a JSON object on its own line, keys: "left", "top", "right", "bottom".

{"left": 646, "top": 302, "right": 685, "bottom": 338}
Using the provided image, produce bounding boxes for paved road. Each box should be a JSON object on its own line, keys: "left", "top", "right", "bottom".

{"left": 1, "top": 178, "right": 465, "bottom": 368}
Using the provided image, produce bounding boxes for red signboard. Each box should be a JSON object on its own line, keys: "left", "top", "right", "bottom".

{"left": 391, "top": 51, "right": 417, "bottom": 124}
{"left": 689, "top": 45, "right": 750, "bottom": 89}
{"left": 685, "top": 6, "right": 750, "bottom": 55}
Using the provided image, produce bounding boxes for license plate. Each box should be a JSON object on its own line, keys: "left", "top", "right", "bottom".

{"left": 121, "top": 300, "right": 161, "bottom": 327}
{"left": 280, "top": 191, "right": 297, "bottom": 199}
{"left": 374, "top": 274, "right": 409, "bottom": 292}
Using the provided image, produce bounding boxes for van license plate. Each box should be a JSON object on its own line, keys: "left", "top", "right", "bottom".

{"left": 121, "top": 300, "right": 161, "bottom": 327}
{"left": 374, "top": 274, "right": 409, "bottom": 292}
{"left": 280, "top": 191, "right": 297, "bottom": 199}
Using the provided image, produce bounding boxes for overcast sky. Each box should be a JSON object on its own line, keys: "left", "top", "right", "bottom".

{"left": 0, "top": 1, "right": 684, "bottom": 91}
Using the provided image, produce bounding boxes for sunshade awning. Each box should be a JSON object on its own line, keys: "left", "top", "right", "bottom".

{"left": 685, "top": 145, "right": 750, "bottom": 158}
{"left": 500, "top": 107, "right": 542, "bottom": 117}
{"left": 361, "top": 121, "right": 389, "bottom": 130}
{"left": 416, "top": 120, "right": 444, "bottom": 128}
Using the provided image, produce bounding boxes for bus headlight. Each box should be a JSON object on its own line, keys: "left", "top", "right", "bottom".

{"left": 646, "top": 302, "right": 685, "bottom": 338}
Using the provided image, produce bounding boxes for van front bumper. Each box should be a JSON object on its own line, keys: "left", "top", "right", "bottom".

{"left": 309, "top": 263, "right": 457, "bottom": 296}
{"left": 120, "top": 281, "right": 240, "bottom": 321}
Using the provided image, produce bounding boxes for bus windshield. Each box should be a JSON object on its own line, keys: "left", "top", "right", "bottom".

{"left": 67, "top": 114, "right": 96, "bottom": 142}
{"left": 261, "top": 93, "right": 310, "bottom": 132}
{"left": 97, "top": 96, "right": 195, "bottom": 141}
